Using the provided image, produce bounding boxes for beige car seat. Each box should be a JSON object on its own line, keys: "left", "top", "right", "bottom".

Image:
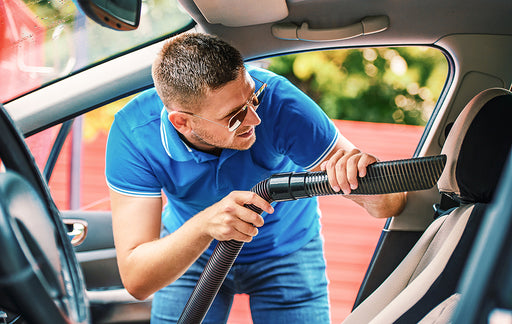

{"left": 343, "top": 87, "right": 512, "bottom": 324}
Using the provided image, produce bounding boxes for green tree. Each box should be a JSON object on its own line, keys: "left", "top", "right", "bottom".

{"left": 267, "top": 47, "right": 448, "bottom": 125}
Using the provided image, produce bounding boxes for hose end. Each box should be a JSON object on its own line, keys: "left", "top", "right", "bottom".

{"left": 267, "top": 172, "right": 311, "bottom": 201}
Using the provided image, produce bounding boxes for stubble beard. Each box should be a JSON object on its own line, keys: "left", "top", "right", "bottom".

{"left": 191, "top": 128, "right": 256, "bottom": 152}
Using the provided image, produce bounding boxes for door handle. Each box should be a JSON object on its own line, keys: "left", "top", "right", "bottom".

{"left": 272, "top": 15, "right": 389, "bottom": 42}
{"left": 63, "top": 219, "right": 88, "bottom": 246}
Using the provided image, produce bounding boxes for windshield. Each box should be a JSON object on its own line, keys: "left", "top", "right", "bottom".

{"left": 0, "top": 0, "right": 194, "bottom": 103}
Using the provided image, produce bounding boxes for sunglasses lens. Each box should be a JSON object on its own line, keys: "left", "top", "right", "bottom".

{"left": 228, "top": 106, "right": 248, "bottom": 131}
{"left": 227, "top": 83, "right": 266, "bottom": 131}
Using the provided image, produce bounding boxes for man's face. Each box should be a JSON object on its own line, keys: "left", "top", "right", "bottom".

{"left": 182, "top": 70, "right": 262, "bottom": 152}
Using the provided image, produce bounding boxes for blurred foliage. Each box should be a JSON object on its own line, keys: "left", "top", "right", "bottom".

{"left": 266, "top": 47, "right": 448, "bottom": 125}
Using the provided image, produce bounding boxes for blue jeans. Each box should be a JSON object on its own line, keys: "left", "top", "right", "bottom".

{"left": 151, "top": 235, "right": 331, "bottom": 323}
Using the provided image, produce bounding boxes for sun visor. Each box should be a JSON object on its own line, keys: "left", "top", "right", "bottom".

{"left": 192, "top": 0, "right": 288, "bottom": 27}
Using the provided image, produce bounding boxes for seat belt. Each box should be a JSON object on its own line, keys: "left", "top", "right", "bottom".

{"left": 433, "top": 192, "right": 460, "bottom": 218}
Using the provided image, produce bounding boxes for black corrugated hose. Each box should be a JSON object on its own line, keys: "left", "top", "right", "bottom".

{"left": 177, "top": 155, "right": 446, "bottom": 323}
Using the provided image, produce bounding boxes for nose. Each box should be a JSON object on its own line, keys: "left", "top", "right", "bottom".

{"left": 243, "top": 106, "right": 261, "bottom": 127}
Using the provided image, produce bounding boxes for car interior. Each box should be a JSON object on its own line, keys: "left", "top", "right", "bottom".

{"left": 1, "top": 0, "right": 511, "bottom": 323}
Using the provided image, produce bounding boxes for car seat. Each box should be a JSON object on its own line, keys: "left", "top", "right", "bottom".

{"left": 342, "top": 87, "right": 512, "bottom": 324}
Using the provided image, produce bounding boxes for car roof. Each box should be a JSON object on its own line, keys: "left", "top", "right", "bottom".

{"left": 183, "top": 0, "right": 511, "bottom": 58}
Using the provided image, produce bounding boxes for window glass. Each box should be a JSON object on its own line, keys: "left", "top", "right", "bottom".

{"left": 1, "top": 0, "right": 193, "bottom": 103}
{"left": 25, "top": 125, "right": 62, "bottom": 172}
{"left": 26, "top": 95, "right": 135, "bottom": 211}
{"left": 264, "top": 47, "right": 448, "bottom": 125}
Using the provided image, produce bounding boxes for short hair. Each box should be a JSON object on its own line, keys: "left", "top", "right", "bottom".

{"left": 152, "top": 33, "right": 245, "bottom": 111}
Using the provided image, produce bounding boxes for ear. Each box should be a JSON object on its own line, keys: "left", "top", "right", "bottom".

{"left": 168, "top": 111, "right": 192, "bottom": 134}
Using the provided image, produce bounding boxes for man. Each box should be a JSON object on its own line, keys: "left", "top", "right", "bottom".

{"left": 105, "top": 32, "right": 406, "bottom": 323}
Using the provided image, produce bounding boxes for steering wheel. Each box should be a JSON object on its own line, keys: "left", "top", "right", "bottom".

{"left": 0, "top": 104, "right": 89, "bottom": 324}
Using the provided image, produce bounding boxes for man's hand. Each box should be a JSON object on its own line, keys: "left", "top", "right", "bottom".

{"left": 320, "top": 148, "right": 378, "bottom": 195}
{"left": 198, "top": 191, "right": 274, "bottom": 242}
{"left": 318, "top": 146, "right": 406, "bottom": 218}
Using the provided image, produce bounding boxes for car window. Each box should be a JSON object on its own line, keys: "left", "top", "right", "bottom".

{"left": 25, "top": 94, "right": 135, "bottom": 210}
{"left": 264, "top": 47, "right": 448, "bottom": 126}
{"left": 0, "top": 0, "right": 193, "bottom": 103}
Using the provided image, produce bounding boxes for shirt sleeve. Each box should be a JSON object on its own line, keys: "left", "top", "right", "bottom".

{"left": 262, "top": 73, "right": 340, "bottom": 170}
{"left": 105, "top": 109, "right": 162, "bottom": 197}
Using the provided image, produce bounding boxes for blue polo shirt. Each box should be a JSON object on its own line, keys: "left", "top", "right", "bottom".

{"left": 105, "top": 65, "right": 339, "bottom": 263}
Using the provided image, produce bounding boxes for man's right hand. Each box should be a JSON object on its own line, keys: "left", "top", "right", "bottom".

{"left": 197, "top": 191, "right": 273, "bottom": 242}
{"left": 110, "top": 189, "right": 273, "bottom": 300}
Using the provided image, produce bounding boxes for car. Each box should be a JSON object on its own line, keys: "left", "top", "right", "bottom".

{"left": 0, "top": 0, "right": 511, "bottom": 323}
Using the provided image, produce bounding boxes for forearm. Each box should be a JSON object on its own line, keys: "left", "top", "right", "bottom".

{"left": 348, "top": 192, "right": 407, "bottom": 218}
{"left": 118, "top": 215, "right": 213, "bottom": 300}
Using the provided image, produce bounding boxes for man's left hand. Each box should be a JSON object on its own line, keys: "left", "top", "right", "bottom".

{"left": 320, "top": 148, "right": 378, "bottom": 195}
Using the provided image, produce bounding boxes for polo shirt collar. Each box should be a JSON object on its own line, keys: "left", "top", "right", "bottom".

{"left": 160, "top": 107, "right": 220, "bottom": 163}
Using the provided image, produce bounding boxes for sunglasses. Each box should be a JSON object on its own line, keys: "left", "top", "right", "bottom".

{"left": 179, "top": 80, "right": 267, "bottom": 132}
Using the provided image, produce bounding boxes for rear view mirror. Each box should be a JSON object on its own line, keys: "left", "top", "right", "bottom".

{"left": 77, "top": 0, "right": 142, "bottom": 31}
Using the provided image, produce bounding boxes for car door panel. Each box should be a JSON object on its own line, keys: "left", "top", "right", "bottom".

{"left": 62, "top": 210, "right": 152, "bottom": 324}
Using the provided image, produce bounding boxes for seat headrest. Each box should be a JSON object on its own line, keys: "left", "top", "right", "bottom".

{"left": 438, "top": 88, "right": 512, "bottom": 203}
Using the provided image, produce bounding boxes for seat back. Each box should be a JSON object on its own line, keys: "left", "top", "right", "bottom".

{"left": 343, "top": 88, "right": 512, "bottom": 324}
